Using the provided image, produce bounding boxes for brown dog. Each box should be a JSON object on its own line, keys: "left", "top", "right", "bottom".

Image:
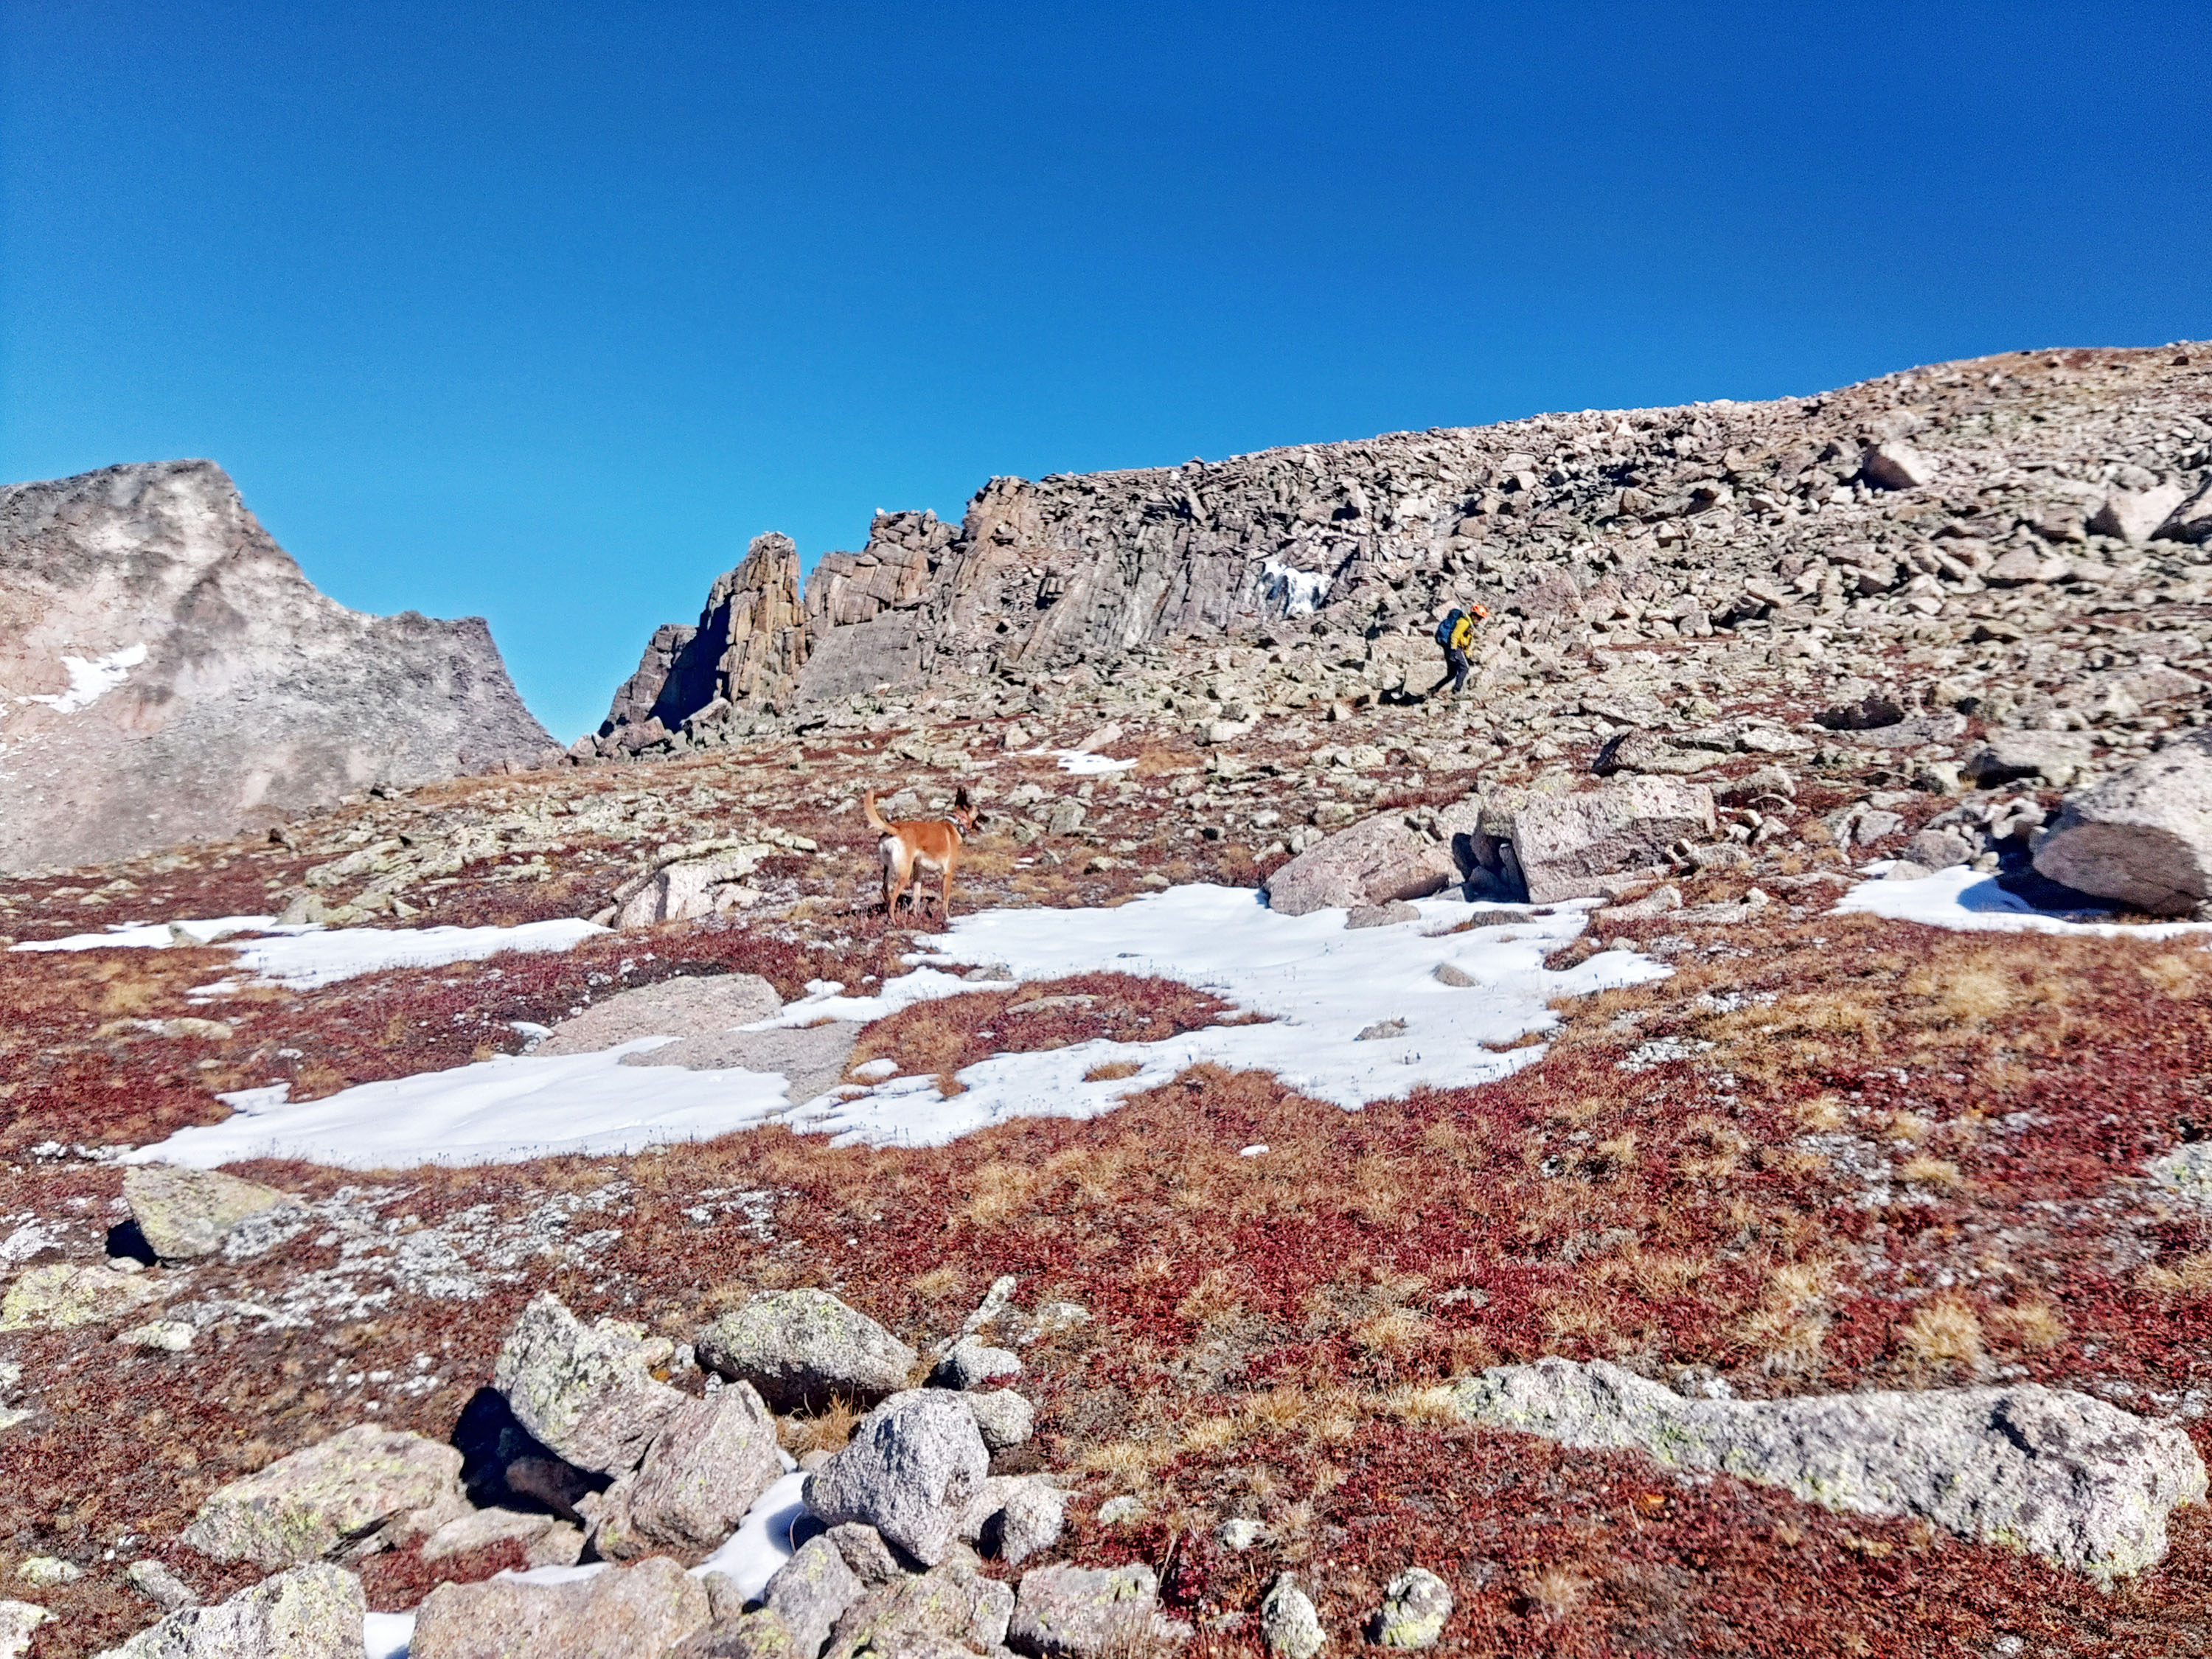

{"left": 863, "top": 787, "right": 982, "bottom": 919}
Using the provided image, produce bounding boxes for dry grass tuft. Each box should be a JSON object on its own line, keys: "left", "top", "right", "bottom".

{"left": 778, "top": 1397, "right": 866, "bottom": 1455}
{"left": 1520, "top": 1566, "right": 1591, "bottom": 1620}
{"left": 2139, "top": 1253, "right": 2212, "bottom": 1295}
{"left": 1987, "top": 1298, "right": 2068, "bottom": 1350}
{"left": 1084, "top": 1060, "right": 1144, "bottom": 1082}
{"left": 1899, "top": 1295, "right": 1986, "bottom": 1374}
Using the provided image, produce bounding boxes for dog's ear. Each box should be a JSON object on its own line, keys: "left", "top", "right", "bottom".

{"left": 955, "top": 786, "right": 973, "bottom": 810}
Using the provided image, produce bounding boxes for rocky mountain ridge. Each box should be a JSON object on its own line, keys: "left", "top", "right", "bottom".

{"left": 0, "top": 462, "right": 555, "bottom": 873}
{"left": 590, "top": 341, "right": 2212, "bottom": 762}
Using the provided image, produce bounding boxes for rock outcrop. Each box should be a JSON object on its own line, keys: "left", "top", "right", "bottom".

{"left": 0, "top": 460, "right": 552, "bottom": 871}
{"left": 590, "top": 343, "right": 2212, "bottom": 762}
{"left": 1447, "top": 1357, "right": 2208, "bottom": 1585}
{"left": 2031, "top": 732, "right": 2212, "bottom": 914}
{"left": 94, "top": 1564, "right": 365, "bottom": 1659}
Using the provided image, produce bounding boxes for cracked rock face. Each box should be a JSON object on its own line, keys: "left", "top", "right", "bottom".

{"left": 0, "top": 460, "right": 552, "bottom": 871}
{"left": 1448, "top": 1357, "right": 2209, "bottom": 1584}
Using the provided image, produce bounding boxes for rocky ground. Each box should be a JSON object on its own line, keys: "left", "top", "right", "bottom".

{"left": 1, "top": 341, "right": 2211, "bottom": 1658}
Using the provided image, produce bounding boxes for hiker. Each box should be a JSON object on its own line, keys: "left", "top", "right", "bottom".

{"left": 1427, "top": 602, "right": 1487, "bottom": 699}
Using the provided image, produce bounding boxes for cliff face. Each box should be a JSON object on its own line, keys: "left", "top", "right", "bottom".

{"left": 0, "top": 460, "right": 554, "bottom": 871}
{"left": 594, "top": 343, "right": 2212, "bottom": 754}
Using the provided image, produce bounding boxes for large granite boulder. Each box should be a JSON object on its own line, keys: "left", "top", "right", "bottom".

{"left": 0, "top": 460, "right": 550, "bottom": 872}
{"left": 122, "top": 1164, "right": 295, "bottom": 1261}
{"left": 492, "top": 1292, "right": 687, "bottom": 1476}
{"left": 1007, "top": 1562, "right": 1176, "bottom": 1658}
{"left": 94, "top": 1564, "right": 364, "bottom": 1659}
{"left": 1263, "top": 801, "right": 1486, "bottom": 916}
{"left": 409, "top": 1554, "right": 711, "bottom": 1659}
{"left": 801, "top": 1391, "right": 989, "bottom": 1567}
{"left": 1448, "top": 1357, "right": 2207, "bottom": 1584}
{"left": 0, "top": 1262, "right": 162, "bottom": 1332}
{"left": 2032, "top": 736, "right": 2212, "bottom": 914}
{"left": 1507, "top": 779, "right": 1715, "bottom": 904}
{"left": 695, "top": 1290, "right": 917, "bottom": 1412}
{"left": 589, "top": 1384, "right": 782, "bottom": 1560}
{"left": 181, "top": 1423, "right": 464, "bottom": 1568}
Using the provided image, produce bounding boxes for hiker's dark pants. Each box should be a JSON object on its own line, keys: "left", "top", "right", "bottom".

{"left": 1430, "top": 647, "right": 1470, "bottom": 697}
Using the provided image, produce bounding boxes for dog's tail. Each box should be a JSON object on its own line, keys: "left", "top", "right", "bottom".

{"left": 863, "top": 789, "right": 890, "bottom": 833}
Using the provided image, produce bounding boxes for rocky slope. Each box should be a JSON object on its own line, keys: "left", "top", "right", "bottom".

{"left": 0, "top": 461, "right": 554, "bottom": 873}
{"left": 592, "top": 341, "right": 2212, "bottom": 762}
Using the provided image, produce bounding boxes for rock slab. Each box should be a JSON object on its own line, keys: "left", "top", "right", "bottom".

{"left": 591, "top": 1383, "right": 782, "bottom": 1559}
{"left": 122, "top": 1164, "right": 294, "bottom": 1261}
{"left": 1449, "top": 1357, "right": 2208, "bottom": 1583}
{"left": 801, "top": 1390, "right": 989, "bottom": 1567}
{"left": 2032, "top": 736, "right": 2212, "bottom": 914}
{"left": 94, "top": 1564, "right": 365, "bottom": 1659}
{"left": 493, "top": 1291, "right": 686, "bottom": 1475}
{"left": 410, "top": 1554, "right": 711, "bottom": 1659}
{"left": 181, "top": 1423, "right": 464, "bottom": 1568}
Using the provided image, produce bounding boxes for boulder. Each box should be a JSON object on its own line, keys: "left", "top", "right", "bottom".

{"left": 1447, "top": 1357, "right": 2208, "bottom": 1583}
{"left": 0, "top": 1262, "right": 163, "bottom": 1332}
{"left": 2149, "top": 1142, "right": 2212, "bottom": 1207}
{"left": 125, "top": 1559, "right": 195, "bottom": 1613}
{"left": 590, "top": 1384, "right": 783, "bottom": 1559}
{"left": 1963, "top": 731, "right": 2091, "bottom": 790}
{"left": 1262, "top": 800, "right": 1485, "bottom": 916}
{"left": 0, "top": 1602, "right": 52, "bottom": 1659}
{"left": 1903, "top": 829, "right": 1974, "bottom": 871}
{"left": 695, "top": 1290, "right": 918, "bottom": 1413}
{"left": 420, "top": 1506, "right": 584, "bottom": 1568}
{"left": 801, "top": 1391, "right": 990, "bottom": 1567}
{"left": 2089, "top": 481, "right": 2188, "bottom": 544}
{"left": 613, "top": 847, "right": 776, "bottom": 928}
{"left": 962, "top": 1475, "right": 1065, "bottom": 1566}
{"left": 1008, "top": 1562, "right": 1174, "bottom": 1658}
{"left": 928, "top": 1336, "right": 1021, "bottom": 1391}
{"left": 822, "top": 1560, "right": 1013, "bottom": 1658}
{"left": 1858, "top": 441, "right": 1937, "bottom": 490}
{"left": 181, "top": 1423, "right": 465, "bottom": 1568}
{"left": 534, "top": 974, "right": 782, "bottom": 1056}
{"left": 121, "top": 1165, "right": 295, "bottom": 1261}
{"left": 1257, "top": 1574, "right": 1324, "bottom": 1659}
{"left": 754, "top": 1535, "right": 863, "bottom": 1656}
{"left": 2157, "top": 475, "right": 2212, "bottom": 543}
{"left": 409, "top": 1554, "right": 712, "bottom": 1659}
{"left": 1367, "top": 1566, "right": 1453, "bottom": 1649}
{"left": 1507, "top": 779, "right": 1715, "bottom": 905}
{"left": 961, "top": 1388, "right": 1035, "bottom": 1451}
{"left": 493, "top": 1292, "right": 686, "bottom": 1475}
{"left": 2032, "top": 738, "right": 2212, "bottom": 914}
{"left": 94, "top": 1564, "right": 364, "bottom": 1659}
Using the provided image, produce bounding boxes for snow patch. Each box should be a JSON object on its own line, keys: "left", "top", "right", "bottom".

{"left": 1836, "top": 865, "right": 2212, "bottom": 939}
{"left": 12, "top": 915, "right": 607, "bottom": 990}
{"left": 10, "top": 916, "right": 289, "bottom": 953}
{"left": 1260, "top": 557, "right": 1330, "bottom": 617}
{"left": 26, "top": 642, "right": 147, "bottom": 713}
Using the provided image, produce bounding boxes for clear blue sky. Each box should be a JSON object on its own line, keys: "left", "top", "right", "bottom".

{"left": 5, "top": 3, "right": 2208, "bottom": 740}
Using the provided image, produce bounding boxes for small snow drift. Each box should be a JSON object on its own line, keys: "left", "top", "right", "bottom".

{"left": 10, "top": 915, "right": 609, "bottom": 989}
{"left": 1835, "top": 865, "right": 2212, "bottom": 939}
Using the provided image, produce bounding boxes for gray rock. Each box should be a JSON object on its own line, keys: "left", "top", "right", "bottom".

{"left": 1264, "top": 800, "right": 1486, "bottom": 916}
{"left": 125, "top": 1559, "right": 195, "bottom": 1613}
{"left": 1345, "top": 900, "right": 1422, "bottom": 928}
{"left": 824, "top": 1560, "right": 1013, "bottom": 1658}
{"left": 2089, "top": 481, "right": 2188, "bottom": 543}
{"left": 2158, "top": 474, "right": 2212, "bottom": 543}
{"left": 592, "top": 1382, "right": 782, "bottom": 1559}
{"left": 1008, "top": 1562, "right": 1172, "bottom": 1658}
{"left": 0, "top": 1601, "right": 51, "bottom": 1659}
{"left": 930, "top": 1337, "right": 1022, "bottom": 1391}
{"left": 0, "top": 1262, "right": 164, "bottom": 1332}
{"left": 492, "top": 1291, "right": 686, "bottom": 1475}
{"left": 1368, "top": 1566, "right": 1453, "bottom": 1649}
{"left": 975, "top": 1478, "right": 1065, "bottom": 1566}
{"left": 1448, "top": 1357, "right": 2207, "bottom": 1583}
{"left": 961, "top": 1388, "right": 1035, "bottom": 1450}
{"left": 535, "top": 974, "right": 783, "bottom": 1055}
{"left": 94, "top": 1564, "right": 365, "bottom": 1659}
{"left": 0, "top": 460, "right": 551, "bottom": 873}
{"left": 1859, "top": 440, "right": 1937, "bottom": 490}
{"left": 181, "top": 1423, "right": 464, "bottom": 1568}
{"left": 802, "top": 1391, "right": 990, "bottom": 1567}
{"left": 2032, "top": 738, "right": 2212, "bottom": 914}
{"left": 1509, "top": 779, "right": 1716, "bottom": 904}
{"left": 122, "top": 1165, "right": 296, "bottom": 1262}
{"left": 696, "top": 1289, "right": 919, "bottom": 1413}
{"left": 612, "top": 847, "right": 778, "bottom": 928}
{"left": 420, "top": 1506, "right": 582, "bottom": 1568}
{"left": 824, "top": 1522, "right": 907, "bottom": 1587}
{"left": 1258, "top": 1574, "right": 1324, "bottom": 1659}
{"left": 1904, "top": 829, "right": 1974, "bottom": 871}
{"left": 2149, "top": 1141, "right": 2212, "bottom": 1207}
{"left": 410, "top": 1553, "right": 712, "bottom": 1659}
{"left": 1963, "top": 732, "right": 2092, "bottom": 789}
{"left": 757, "top": 1535, "right": 863, "bottom": 1656}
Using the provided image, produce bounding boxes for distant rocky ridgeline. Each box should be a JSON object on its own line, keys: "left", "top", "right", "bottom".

{"left": 0, "top": 461, "right": 554, "bottom": 872}
{"left": 588, "top": 341, "right": 2212, "bottom": 759}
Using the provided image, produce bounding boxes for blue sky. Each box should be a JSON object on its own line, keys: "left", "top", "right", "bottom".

{"left": 4, "top": 3, "right": 2208, "bottom": 741}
